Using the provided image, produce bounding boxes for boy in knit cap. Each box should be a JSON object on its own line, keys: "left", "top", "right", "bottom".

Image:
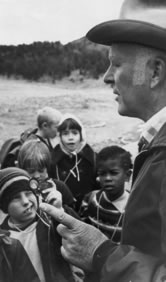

{"left": 0, "top": 167, "right": 77, "bottom": 282}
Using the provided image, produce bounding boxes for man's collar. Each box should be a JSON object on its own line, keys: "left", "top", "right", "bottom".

{"left": 138, "top": 107, "right": 166, "bottom": 150}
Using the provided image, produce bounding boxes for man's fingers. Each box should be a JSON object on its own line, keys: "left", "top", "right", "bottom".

{"left": 60, "top": 245, "right": 69, "bottom": 262}
{"left": 39, "top": 202, "right": 79, "bottom": 229}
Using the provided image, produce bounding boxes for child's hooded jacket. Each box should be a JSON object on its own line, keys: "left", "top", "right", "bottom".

{"left": 50, "top": 114, "right": 98, "bottom": 210}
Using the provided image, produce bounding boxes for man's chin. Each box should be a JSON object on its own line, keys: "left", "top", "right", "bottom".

{"left": 118, "top": 107, "right": 131, "bottom": 117}
{"left": 118, "top": 108, "right": 126, "bottom": 116}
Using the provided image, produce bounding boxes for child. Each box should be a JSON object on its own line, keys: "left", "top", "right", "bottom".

{"left": 0, "top": 228, "right": 39, "bottom": 282}
{"left": 0, "top": 167, "right": 77, "bottom": 282}
{"left": 50, "top": 113, "right": 98, "bottom": 211}
{"left": 0, "top": 107, "right": 62, "bottom": 170}
{"left": 17, "top": 139, "right": 75, "bottom": 209}
{"left": 30, "top": 106, "right": 62, "bottom": 149}
{"left": 79, "top": 145, "right": 133, "bottom": 243}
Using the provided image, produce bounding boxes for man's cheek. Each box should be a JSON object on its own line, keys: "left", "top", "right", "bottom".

{"left": 133, "top": 57, "right": 146, "bottom": 86}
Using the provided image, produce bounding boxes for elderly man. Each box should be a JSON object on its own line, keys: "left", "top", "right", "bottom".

{"left": 40, "top": 2, "right": 166, "bottom": 281}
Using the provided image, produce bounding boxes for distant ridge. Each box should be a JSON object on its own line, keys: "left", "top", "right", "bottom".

{"left": 0, "top": 37, "right": 109, "bottom": 82}
{"left": 69, "top": 36, "right": 109, "bottom": 52}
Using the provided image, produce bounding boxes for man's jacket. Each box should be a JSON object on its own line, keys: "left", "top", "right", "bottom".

{"left": 92, "top": 123, "right": 166, "bottom": 282}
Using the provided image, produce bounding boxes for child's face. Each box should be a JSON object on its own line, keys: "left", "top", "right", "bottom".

{"left": 97, "top": 158, "right": 128, "bottom": 192}
{"left": 26, "top": 168, "right": 48, "bottom": 182}
{"left": 8, "top": 191, "right": 38, "bottom": 225}
{"left": 61, "top": 129, "right": 81, "bottom": 152}
{"left": 43, "top": 121, "right": 58, "bottom": 139}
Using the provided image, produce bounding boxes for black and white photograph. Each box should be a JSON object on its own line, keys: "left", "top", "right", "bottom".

{"left": 0, "top": 0, "right": 166, "bottom": 281}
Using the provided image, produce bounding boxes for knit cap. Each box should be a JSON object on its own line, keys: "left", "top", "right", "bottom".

{"left": 0, "top": 167, "right": 30, "bottom": 213}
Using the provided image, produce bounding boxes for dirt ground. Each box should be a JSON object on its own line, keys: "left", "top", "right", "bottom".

{"left": 0, "top": 77, "right": 142, "bottom": 157}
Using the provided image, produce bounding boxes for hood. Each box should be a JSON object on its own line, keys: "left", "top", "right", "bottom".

{"left": 58, "top": 113, "right": 86, "bottom": 156}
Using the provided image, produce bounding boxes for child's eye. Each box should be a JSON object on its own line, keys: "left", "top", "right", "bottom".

{"left": 72, "top": 130, "right": 79, "bottom": 135}
{"left": 111, "top": 171, "right": 119, "bottom": 176}
{"left": 98, "top": 170, "right": 119, "bottom": 176}
{"left": 98, "top": 171, "right": 107, "bottom": 176}
{"left": 38, "top": 169, "right": 45, "bottom": 173}
{"left": 27, "top": 168, "right": 36, "bottom": 174}
{"left": 12, "top": 195, "right": 20, "bottom": 200}
{"left": 27, "top": 168, "right": 45, "bottom": 174}
{"left": 25, "top": 191, "right": 33, "bottom": 196}
{"left": 62, "top": 131, "right": 69, "bottom": 136}
{"left": 13, "top": 196, "right": 19, "bottom": 200}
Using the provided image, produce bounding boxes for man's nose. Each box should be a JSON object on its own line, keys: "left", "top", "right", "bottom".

{"left": 103, "top": 65, "right": 114, "bottom": 86}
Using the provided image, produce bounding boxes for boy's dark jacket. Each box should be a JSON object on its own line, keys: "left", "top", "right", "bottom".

{"left": 90, "top": 123, "right": 166, "bottom": 281}
{"left": 1, "top": 212, "right": 77, "bottom": 282}
{"left": 0, "top": 230, "right": 39, "bottom": 282}
{"left": 51, "top": 143, "right": 98, "bottom": 209}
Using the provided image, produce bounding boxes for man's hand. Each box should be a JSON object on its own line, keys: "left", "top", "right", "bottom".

{"left": 39, "top": 202, "right": 108, "bottom": 271}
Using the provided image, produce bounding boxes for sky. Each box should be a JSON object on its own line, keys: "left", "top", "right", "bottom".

{"left": 0, "top": 0, "right": 124, "bottom": 46}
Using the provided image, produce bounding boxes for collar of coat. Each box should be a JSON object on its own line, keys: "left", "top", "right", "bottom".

{"left": 139, "top": 107, "right": 166, "bottom": 148}
{"left": 53, "top": 143, "right": 96, "bottom": 165}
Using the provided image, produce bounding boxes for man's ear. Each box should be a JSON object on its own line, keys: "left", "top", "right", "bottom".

{"left": 42, "top": 121, "right": 48, "bottom": 130}
{"left": 125, "top": 169, "right": 132, "bottom": 182}
{"left": 150, "top": 58, "right": 166, "bottom": 88}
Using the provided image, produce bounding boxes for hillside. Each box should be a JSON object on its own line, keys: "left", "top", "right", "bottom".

{"left": 0, "top": 37, "right": 109, "bottom": 82}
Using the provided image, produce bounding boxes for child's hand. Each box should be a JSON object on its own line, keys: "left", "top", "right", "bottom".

{"left": 42, "top": 187, "right": 63, "bottom": 209}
